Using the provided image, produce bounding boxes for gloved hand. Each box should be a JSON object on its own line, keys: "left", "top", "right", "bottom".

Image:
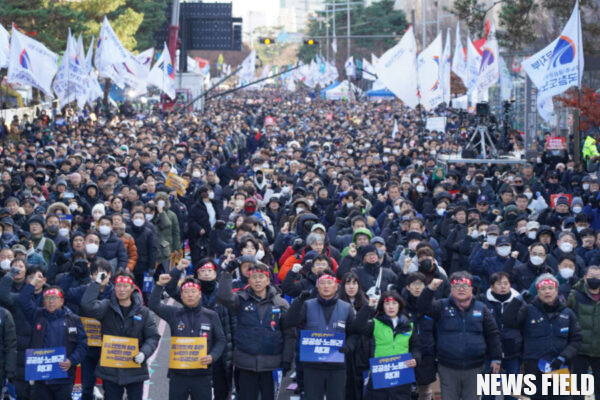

{"left": 291, "top": 263, "right": 302, "bottom": 273}
{"left": 133, "top": 352, "right": 146, "bottom": 364}
{"left": 298, "top": 290, "right": 312, "bottom": 302}
{"left": 95, "top": 272, "right": 108, "bottom": 285}
{"left": 8, "top": 267, "right": 20, "bottom": 277}
{"left": 282, "top": 362, "right": 291, "bottom": 377}
{"left": 550, "top": 356, "right": 565, "bottom": 371}
{"left": 292, "top": 238, "right": 304, "bottom": 252}
{"left": 225, "top": 259, "right": 239, "bottom": 273}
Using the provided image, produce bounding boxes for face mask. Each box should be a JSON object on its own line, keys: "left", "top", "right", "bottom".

{"left": 281, "top": 186, "right": 290, "bottom": 194}
{"left": 471, "top": 230, "right": 479, "bottom": 239}
{"left": 346, "top": 202, "right": 354, "bottom": 209}
{"left": 416, "top": 185, "right": 425, "bottom": 193}
{"left": 98, "top": 226, "right": 111, "bottom": 236}
{"left": 157, "top": 200, "right": 166, "bottom": 208}
{"left": 374, "top": 186, "right": 381, "bottom": 193}
{"left": 308, "top": 199, "right": 314, "bottom": 207}
{"left": 419, "top": 259, "right": 434, "bottom": 273}
{"left": 192, "top": 171, "right": 201, "bottom": 178}
{"left": 255, "top": 249, "right": 265, "bottom": 260}
{"left": 530, "top": 255, "right": 544, "bottom": 266}
{"left": 583, "top": 183, "right": 590, "bottom": 191}
{"left": 516, "top": 227, "right": 526, "bottom": 234}
{"left": 133, "top": 218, "right": 145, "bottom": 227}
{"left": 587, "top": 277, "right": 600, "bottom": 290}
{"left": 412, "top": 178, "right": 420, "bottom": 185}
{"left": 365, "top": 186, "right": 373, "bottom": 194}
{"left": 524, "top": 192, "right": 533, "bottom": 200}
{"left": 559, "top": 268, "right": 575, "bottom": 279}
{"left": 382, "top": 157, "right": 388, "bottom": 163}
{"left": 47, "top": 225, "right": 58, "bottom": 236}
{"left": 85, "top": 243, "right": 99, "bottom": 255}
{"left": 487, "top": 235, "right": 498, "bottom": 246}
{"left": 559, "top": 242, "right": 573, "bottom": 253}
{"left": 296, "top": 207, "right": 305, "bottom": 215}
{"left": 69, "top": 203, "right": 78, "bottom": 212}
{"left": 59, "top": 228, "right": 69, "bottom": 237}
{"left": 0, "top": 259, "right": 10, "bottom": 271}
{"left": 528, "top": 231, "right": 537, "bottom": 240}
{"left": 145, "top": 214, "right": 154, "bottom": 222}
{"left": 573, "top": 206, "right": 582, "bottom": 214}
{"left": 394, "top": 205, "right": 401, "bottom": 214}
{"left": 436, "top": 208, "right": 445, "bottom": 216}
{"left": 496, "top": 246, "right": 511, "bottom": 257}
{"left": 376, "top": 249, "right": 384, "bottom": 258}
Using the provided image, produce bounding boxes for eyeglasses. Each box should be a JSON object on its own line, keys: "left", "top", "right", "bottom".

{"left": 451, "top": 283, "right": 471, "bottom": 290}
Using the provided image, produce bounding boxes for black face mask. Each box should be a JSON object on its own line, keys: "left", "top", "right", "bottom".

{"left": 419, "top": 259, "right": 434, "bottom": 273}
{"left": 365, "top": 262, "right": 379, "bottom": 270}
{"left": 587, "top": 278, "right": 600, "bottom": 290}
{"left": 200, "top": 279, "right": 217, "bottom": 294}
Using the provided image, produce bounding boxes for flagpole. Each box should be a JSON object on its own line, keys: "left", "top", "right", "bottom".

{"left": 576, "top": 0, "right": 582, "bottom": 165}
{"left": 184, "top": 66, "right": 242, "bottom": 109}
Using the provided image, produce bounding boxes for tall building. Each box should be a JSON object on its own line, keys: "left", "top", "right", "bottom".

{"left": 279, "top": 0, "right": 326, "bottom": 33}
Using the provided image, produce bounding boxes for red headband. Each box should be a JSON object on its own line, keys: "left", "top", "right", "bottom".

{"left": 181, "top": 282, "right": 201, "bottom": 291}
{"left": 451, "top": 278, "right": 472, "bottom": 287}
{"left": 536, "top": 279, "right": 558, "bottom": 290}
{"left": 199, "top": 263, "right": 216, "bottom": 271}
{"left": 317, "top": 274, "right": 338, "bottom": 284}
{"left": 384, "top": 296, "right": 397, "bottom": 303}
{"left": 43, "top": 289, "right": 63, "bottom": 298}
{"left": 248, "top": 269, "right": 270, "bottom": 277}
{"left": 115, "top": 276, "right": 134, "bottom": 285}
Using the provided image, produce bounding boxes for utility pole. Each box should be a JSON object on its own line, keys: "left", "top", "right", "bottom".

{"left": 347, "top": 0, "right": 351, "bottom": 58}
{"left": 326, "top": 6, "right": 330, "bottom": 61}
{"left": 422, "top": 0, "right": 426, "bottom": 49}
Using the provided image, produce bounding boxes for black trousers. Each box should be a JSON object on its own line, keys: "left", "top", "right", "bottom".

{"left": 367, "top": 383, "right": 411, "bottom": 400}
{"left": 237, "top": 369, "right": 274, "bottom": 400}
{"left": 13, "top": 377, "right": 31, "bottom": 400}
{"left": 304, "top": 367, "right": 346, "bottom": 400}
{"left": 102, "top": 380, "right": 143, "bottom": 400}
{"left": 571, "top": 354, "right": 600, "bottom": 400}
{"left": 213, "top": 360, "right": 232, "bottom": 400}
{"left": 31, "top": 382, "right": 73, "bottom": 400}
{"left": 169, "top": 374, "right": 212, "bottom": 400}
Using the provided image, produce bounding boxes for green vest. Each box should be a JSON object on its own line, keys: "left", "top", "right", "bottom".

{"left": 583, "top": 136, "right": 599, "bottom": 161}
{"left": 373, "top": 318, "right": 412, "bottom": 358}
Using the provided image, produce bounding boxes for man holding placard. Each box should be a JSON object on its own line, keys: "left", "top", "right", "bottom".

{"left": 19, "top": 274, "right": 88, "bottom": 400}
{"left": 149, "top": 273, "right": 225, "bottom": 400}
{"left": 282, "top": 269, "right": 357, "bottom": 400}
{"left": 81, "top": 269, "right": 159, "bottom": 400}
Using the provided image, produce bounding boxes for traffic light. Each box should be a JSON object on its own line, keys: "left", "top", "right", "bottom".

{"left": 259, "top": 37, "right": 275, "bottom": 45}
{"left": 304, "top": 38, "right": 318, "bottom": 45}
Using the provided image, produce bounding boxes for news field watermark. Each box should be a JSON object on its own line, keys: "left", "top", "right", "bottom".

{"left": 477, "top": 374, "right": 595, "bottom": 397}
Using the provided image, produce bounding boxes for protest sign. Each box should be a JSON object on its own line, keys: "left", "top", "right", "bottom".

{"left": 81, "top": 317, "right": 102, "bottom": 347}
{"left": 550, "top": 193, "right": 572, "bottom": 208}
{"left": 168, "top": 337, "right": 207, "bottom": 369}
{"left": 25, "top": 347, "right": 68, "bottom": 381}
{"left": 546, "top": 136, "right": 566, "bottom": 150}
{"left": 299, "top": 330, "right": 345, "bottom": 363}
{"left": 425, "top": 117, "right": 447, "bottom": 132}
{"left": 165, "top": 173, "right": 189, "bottom": 197}
{"left": 369, "top": 353, "right": 416, "bottom": 389}
{"left": 100, "top": 335, "right": 139, "bottom": 368}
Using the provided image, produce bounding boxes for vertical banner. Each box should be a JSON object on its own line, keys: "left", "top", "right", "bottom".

{"left": 524, "top": 76, "right": 539, "bottom": 159}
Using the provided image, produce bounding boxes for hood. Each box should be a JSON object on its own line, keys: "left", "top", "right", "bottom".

{"left": 295, "top": 213, "right": 319, "bottom": 239}
{"left": 485, "top": 287, "right": 520, "bottom": 304}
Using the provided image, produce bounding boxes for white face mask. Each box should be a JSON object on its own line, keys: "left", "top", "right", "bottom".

{"left": 524, "top": 192, "right": 533, "bottom": 200}
{"left": 346, "top": 202, "right": 354, "bottom": 209}
{"left": 0, "top": 259, "right": 11, "bottom": 271}
{"left": 583, "top": 183, "right": 590, "bottom": 191}
{"left": 471, "top": 230, "right": 479, "bottom": 239}
{"left": 69, "top": 203, "right": 78, "bottom": 212}
{"left": 394, "top": 205, "right": 401, "bottom": 214}
{"left": 145, "top": 214, "right": 154, "bottom": 222}
{"left": 559, "top": 268, "right": 575, "bottom": 279}
{"left": 573, "top": 206, "right": 582, "bottom": 214}
{"left": 559, "top": 242, "right": 574, "bottom": 253}
{"left": 192, "top": 171, "right": 201, "bottom": 178}
{"left": 528, "top": 231, "right": 538, "bottom": 240}
{"left": 436, "top": 208, "right": 445, "bottom": 216}
{"left": 119, "top": 172, "right": 127, "bottom": 178}
{"left": 416, "top": 185, "right": 426, "bottom": 193}
{"left": 530, "top": 255, "right": 544, "bottom": 266}
{"left": 157, "top": 200, "right": 166, "bottom": 208}
{"left": 487, "top": 235, "right": 498, "bottom": 246}
{"left": 374, "top": 186, "right": 381, "bottom": 193}
{"left": 496, "top": 245, "right": 511, "bottom": 257}
{"left": 133, "top": 218, "right": 145, "bottom": 227}
{"left": 98, "top": 225, "right": 111, "bottom": 236}
{"left": 86, "top": 243, "right": 99, "bottom": 255}
{"left": 255, "top": 249, "right": 265, "bottom": 260}
{"left": 281, "top": 186, "right": 290, "bottom": 194}
{"left": 365, "top": 186, "right": 373, "bottom": 194}
{"left": 412, "top": 178, "right": 420, "bottom": 185}
{"left": 208, "top": 192, "right": 215, "bottom": 199}
{"left": 59, "top": 228, "right": 69, "bottom": 237}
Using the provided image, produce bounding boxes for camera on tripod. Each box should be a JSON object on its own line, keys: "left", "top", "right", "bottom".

{"left": 476, "top": 102, "right": 490, "bottom": 117}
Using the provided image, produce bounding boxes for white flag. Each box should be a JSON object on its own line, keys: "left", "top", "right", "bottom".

{"left": 476, "top": 21, "right": 500, "bottom": 93}
{"left": 361, "top": 58, "right": 376, "bottom": 81}
{"left": 332, "top": 38, "right": 337, "bottom": 54}
{"left": 371, "top": 53, "right": 379, "bottom": 66}
{"left": 84, "top": 36, "right": 102, "bottom": 106}
{"left": 95, "top": 17, "right": 129, "bottom": 88}
{"left": 521, "top": 38, "right": 559, "bottom": 88}
{"left": 500, "top": 57, "right": 513, "bottom": 101}
{"left": 53, "top": 29, "right": 89, "bottom": 108}
{"left": 452, "top": 22, "right": 468, "bottom": 86}
{"left": 7, "top": 26, "right": 58, "bottom": 98}
{"left": 441, "top": 29, "right": 452, "bottom": 104}
{"left": 117, "top": 48, "right": 154, "bottom": 97}
{"left": 237, "top": 50, "right": 256, "bottom": 85}
{"left": 0, "top": 24, "right": 9, "bottom": 69}
{"left": 344, "top": 56, "right": 355, "bottom": 78}
{"left": 375, "top": 26, "right": 419, "bottom": 108}
{"left": 147, "top": 43, "right": 175, "bottom": 99}
{"left": 466, "top": 36, "right": 482, "bottom": 92}
{"left": 535, "top": 1, "right": 584, "bottom": 121}
{"left": 418, "top": 33, "right": 444, "bottom": 110}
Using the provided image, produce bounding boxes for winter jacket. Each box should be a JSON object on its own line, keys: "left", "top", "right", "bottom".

{"left": 216, "top": 272, "right": 295, "bottom": 372}
{"left": 165, "top": 209, "right": 181, "bottom": 252}
{"left": 127, "top": 222, "right": 156, "bottom": 273}
{"left": 510, "top": 260, "right": 555, "bottom": 293}
{"left": 503, "top": 297, "right": 582, "bottom": 362}
{"left": 80, "top": 282, "right": 160, "bottom": 385}
{"left": 417, "top": 288, "right": 502, "bottom": 369}
{"left": 280, "top": 270, "right": 318, "bottom": 298}
{"left": 474, "top": 254, "right": 517, "bottom": 291}
{"left": 478, "top": 288, "right": 523, "bottom": 359}
{"left": 0, "top": 306, "right": 16, "bottom": 380}
{"left": 97, "top": 232, "right": 128, "bottom": 272}
{"left": 278, "top": 248, "right": 338, "bottom": 282}
{"left": 352, "top": 263, "right": 397, "bottom": 294}
{"left": 567, "top": 279, "right": 600, "bottom": 357}
{"left": 119, "top": 233, "right": 138, "bottom": 271}
{"left": 149, "top": 284, "right": 225, "bottom": 377}
{"left": 153, "top": 212, "right": 173, "bottom": 264}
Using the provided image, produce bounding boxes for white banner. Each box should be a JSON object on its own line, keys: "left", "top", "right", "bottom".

{"left": 418, "top": 33, "right": 444, "bottom": 110}
{"left": 53, "top": 30, "right": 89, "bottom": 108}
{"left": 147, "top": 43, "right": 175, "bottom": 99}
{"left": 476, "top": 22, "right": 500, "bottom": 93}
{"left": 452, "top": 22, "right": 468, "bottom": 86}
{"left": 466, "top": 36, "right": 482, "bottom": 92}
{"left": 426, "top": 116, "right": 447, "bottom": 132}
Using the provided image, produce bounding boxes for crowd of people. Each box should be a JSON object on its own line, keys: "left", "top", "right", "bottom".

{"left": 0, "top": 88, "right": 595, "bottom": 400}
